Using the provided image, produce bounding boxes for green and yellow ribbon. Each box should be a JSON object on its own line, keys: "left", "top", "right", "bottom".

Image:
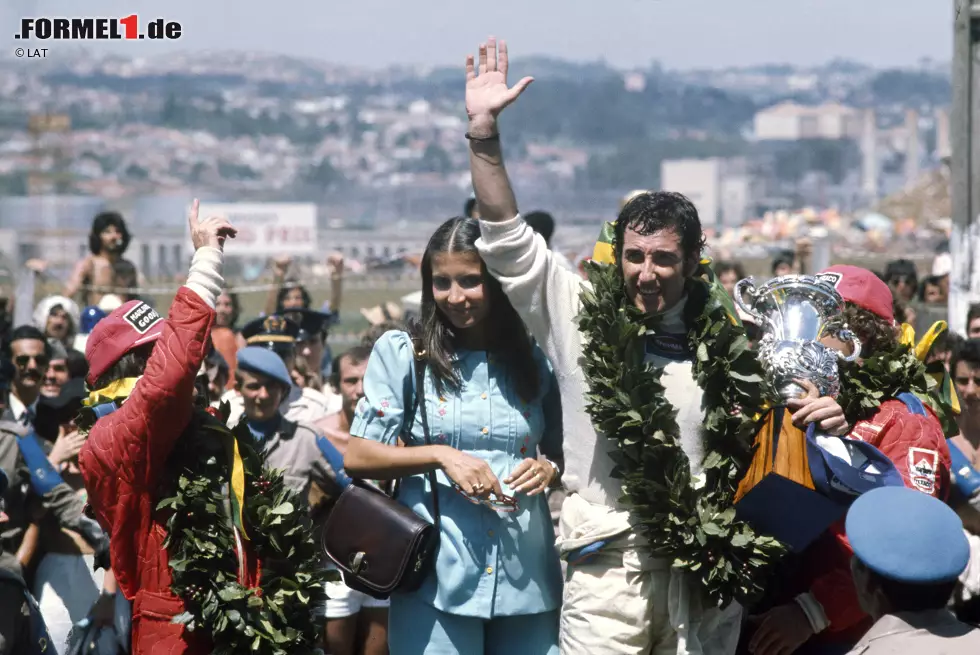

{"left": 84, "top": 377, "right": 141, "bottom": 406}
{"left": 900, "top": 321, "right": 960, "bottom": 415}
{"left": 220, "top": 429, "right": 249, "bottom": 541}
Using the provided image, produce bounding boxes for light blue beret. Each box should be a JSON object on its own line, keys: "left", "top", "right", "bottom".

{"left": 846, "top": 486, "right": 969, "bottom": 584}
{"left": 236, "top": 346, "right": 293, "bottom": 388}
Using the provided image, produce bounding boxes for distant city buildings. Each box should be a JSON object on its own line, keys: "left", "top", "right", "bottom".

{"left": 660, "top": 158, "right": 753, "bottom": 228}
{"left": 753, "top": 101, "right": 863, "bottom": 141}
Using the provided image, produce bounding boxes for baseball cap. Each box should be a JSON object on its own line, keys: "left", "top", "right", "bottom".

{"left": 85, "top": 300, "right": 165, "bottom": 386}
{"left": 818, "top": 265, "right": 894, "bottom": 323}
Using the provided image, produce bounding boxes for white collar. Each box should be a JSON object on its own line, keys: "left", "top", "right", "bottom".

{"left": 8, "top": 391, "right": 38, "bottom": 422}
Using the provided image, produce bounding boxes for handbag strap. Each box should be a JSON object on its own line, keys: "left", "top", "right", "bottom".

{"left": 409, "top": 342, "right": 441, "bottom": 533}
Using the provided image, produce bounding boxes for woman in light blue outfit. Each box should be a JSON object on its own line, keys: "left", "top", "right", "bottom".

{"left": 346, "top": 217, "right": 563, "bottom": 655}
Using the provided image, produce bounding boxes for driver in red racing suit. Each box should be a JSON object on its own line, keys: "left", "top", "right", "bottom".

{"left": 745, "top": 265, "right": 951, "bottom": 655}
{"left": 78, "top": 204, "right": 239, "bottom": 655}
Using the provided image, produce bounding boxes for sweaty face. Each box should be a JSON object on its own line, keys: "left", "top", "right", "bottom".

{"left": 954, "top": 361, "right": 980, "bottom": 411}
{"left": 620, "top": 226, "right": 694, "bottom": 316}
{"left": 338, "top": 356, "right": 368, "bottom": 418}
{"left": 45, "top": 307, "right": 72, "bottom": 340}
{"left": 239, "top": 370, "right": 286, "bottom": 422}
{"left": 431, "top": 251, "right": 491, "bottom": 330}
{"left": 100, "top": 225, "right": 123, "bottom": 253}
{"left": 215, "top": 293, "right": 235, "bottom": 327}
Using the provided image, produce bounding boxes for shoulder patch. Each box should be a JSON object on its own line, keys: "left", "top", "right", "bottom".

{"left": 908, "top": 447, "right": 939, "bottom": 495}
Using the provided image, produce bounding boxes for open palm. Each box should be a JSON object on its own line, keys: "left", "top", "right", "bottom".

{"left": 465, "top": 37, "right": 534, "bottom": 123}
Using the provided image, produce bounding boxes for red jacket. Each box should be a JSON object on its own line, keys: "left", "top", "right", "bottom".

{"left": 796, "top": 398, "right": 952, "bottom": 644}
{"left": 79, "top": 289, "right": 257, "bottom": 655}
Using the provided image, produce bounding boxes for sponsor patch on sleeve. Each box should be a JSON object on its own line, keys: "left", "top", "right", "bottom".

{"left": 908, "top": 447, "right": 939, "bottom": 494}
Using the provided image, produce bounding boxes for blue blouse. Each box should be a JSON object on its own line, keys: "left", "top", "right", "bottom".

{"left": 350, "top": 330, "right": 563, "bottom": 618}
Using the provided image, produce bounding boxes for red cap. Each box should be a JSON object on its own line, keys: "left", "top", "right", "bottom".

{"left": 85, "top": 300, "right": 165, "bottom": 386}
{"left": 818, "top": 265, "right": 894, "bottom": 323}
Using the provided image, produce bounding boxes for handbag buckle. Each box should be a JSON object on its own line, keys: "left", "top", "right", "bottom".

{"left": 350, "top": 551, "right": 368, "bottom": 574}
{"left": 414, "top": 553, "right": 424, "bottom": 572}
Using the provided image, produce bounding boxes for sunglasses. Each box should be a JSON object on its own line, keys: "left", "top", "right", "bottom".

{"left": 14, "top": 354, "right": 50, "bottom": 369}
{"left": 452, "top": 483, "right": 518, "bottom": 512}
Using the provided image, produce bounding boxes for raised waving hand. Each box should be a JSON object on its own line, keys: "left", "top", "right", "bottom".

{"left": 465, "top": 37, "right": 534, "bottom": 135}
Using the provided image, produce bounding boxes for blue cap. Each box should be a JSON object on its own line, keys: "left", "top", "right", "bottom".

{"left": 80, "top": 306, "right": 107, "bottom": 334}
{"left": 237, "top": 346, "right": 293, "bottom": 388}
{"left": 846, "top": 486, "right": 970, "bottom": 584}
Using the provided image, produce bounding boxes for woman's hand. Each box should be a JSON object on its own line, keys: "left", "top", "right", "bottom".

{"left": 438, "top": 449, "right": 502, "bottom": 498}
{"left": 504, "top": 458, "right": 557, "bottom": 496}
{"left": 786, "top": 379, "right": 849, "bottom": 436}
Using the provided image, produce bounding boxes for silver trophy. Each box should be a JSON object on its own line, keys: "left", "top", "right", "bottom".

{"left": 734, "top": 274, "right": 862, "bottom": 402}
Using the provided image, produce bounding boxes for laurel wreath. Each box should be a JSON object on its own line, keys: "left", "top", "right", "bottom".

{"left": 578, "top": 260, "right": 784, "bottom": 606}
{"left": 838, "top": 341, "right": 958, "bottom": 435}
{"left": 156, "top": 409, "right": 326, "bottom": 655}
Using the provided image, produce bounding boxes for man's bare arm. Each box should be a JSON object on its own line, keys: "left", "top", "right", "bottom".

{"left": 465, "top": 37, "right": 533, "bottom": 223}
{"left": 64, "top": 257, "right": 92, "bottom": 301}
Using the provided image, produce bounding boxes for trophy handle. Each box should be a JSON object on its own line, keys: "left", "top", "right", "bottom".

{"left": 733, "top": 277, "right": 763, "bottom": 323}
{"left": 838, "top": 329, "right": 862, "bottom": 362}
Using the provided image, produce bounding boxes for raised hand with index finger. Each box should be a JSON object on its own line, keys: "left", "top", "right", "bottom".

{"left": 188, "top": 198, "right": 238, "bottom": 252}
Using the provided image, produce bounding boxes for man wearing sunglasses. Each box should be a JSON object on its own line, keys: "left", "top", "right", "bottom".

{"left": 2, "top": 326, "right": 51, "bottom": 426}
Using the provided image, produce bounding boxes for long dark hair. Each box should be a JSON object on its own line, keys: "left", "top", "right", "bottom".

{"left": 416, "top": 217, "right": 539, "bottom": 402}
{"left": 276, "top": 282, "right": 311, "bottom": 313}
{"left": 219, "top": 287, "right": 242, "bottom": 328}
{"left": 89, "top": 212, "right": 131, "bottom": 255}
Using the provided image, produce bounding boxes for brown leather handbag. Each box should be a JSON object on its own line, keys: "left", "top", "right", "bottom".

{"left": 321, "top": 345, "right": 440, "bottom": 600}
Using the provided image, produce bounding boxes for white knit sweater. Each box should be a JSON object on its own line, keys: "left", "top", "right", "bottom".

{"left": 477, "top": 216, "right": 706, "bottom": 513}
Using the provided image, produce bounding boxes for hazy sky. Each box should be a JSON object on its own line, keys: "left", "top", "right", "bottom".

{"left": 5, "top": 0, "right": 954, "bottom": 70}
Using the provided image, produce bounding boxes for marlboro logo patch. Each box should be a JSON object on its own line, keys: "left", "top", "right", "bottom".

{"left": 908, "top": 447, "right": 938, "bottom": 495}
{"left": 123, "top": 303, "right": 162, "bottom": 334}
